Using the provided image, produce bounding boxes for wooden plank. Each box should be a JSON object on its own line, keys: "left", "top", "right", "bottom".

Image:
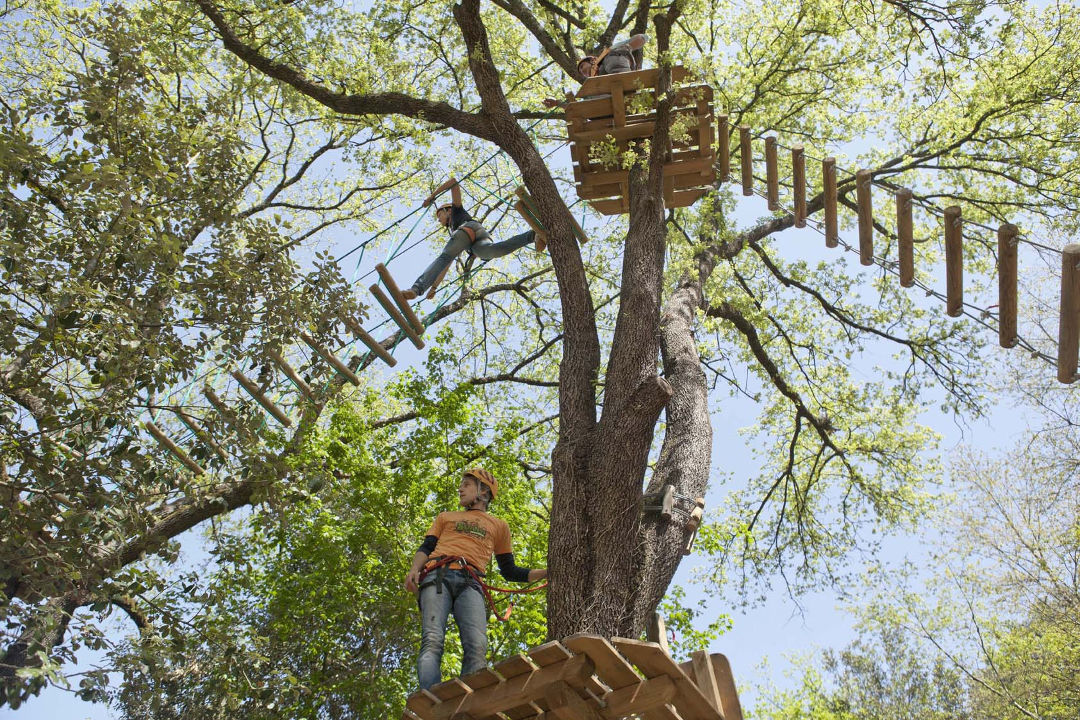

{"left": 690, "top": 651, "right": 723, "bottom": 716}
{"left": 611, "top": 85, "right": 626, "bottom": 128}
{"left": 896, "top": 188, "right": 914, "bottom": 287}
{"left": 375, "top": 263, "right": 425, "bottom": 335}
{"left": 718, "top": 115, "right": 729, "bottom": 182}
{"left": 1058, "top": 244, "right": 1080, "bottom": 384}
{"left": 562, "top": 634, "right": 640, "bottom": 690}
{"left": 588, "top": 198, "right": 626, "bottom": 216}
{"left": 202, "top": 385, "right": 251, "bottom": 440}
{"left": 604, "top": 674, "right": 676, "bottom": 718}
{"left": 823, "top": 157, "right": 838, "bottom": 248}
{"left": 405, "top": 688, "right": 440, "bottom": 720}
{"left": 710, "top": 654, "right": 743, "bottom": 720}
{"left": 576, "top": 66, "right": 688, "bottom": 98}
{"left": 792, "top": 145, "right": 806, "bottom": 228}
{"left": 665, "top": 188, "right": 707, "bottom": 209}
{"left": 546, "top": 680, "right": 602, "bottom": 720}
{"left": 173, "top": 409, "right": 228, "bottom": 462}
{"left": 144, "top": 420, "right": 205, "bottom": 475}
{"left": 231, "top": 369, "right": 292, "bottom": 427}
{"left": 855, "top": 169, "right": 873, "bottom": 266}
{"left": 460, "top": 667, "right": 501, "bottom": 692}
{"left": 998, "top": 223, "right": 1019, "bottom": 348}
{"left": 493, "top": 653, "right": 538, "bottom": 680}
{"left": 432, "top": 654, "right": 594, "bottom": 720}
{"left": 267, "top": 348, "right": 318, "bottom": 403}
{"left": 429, "top": 676, "right": 471, "bottom": 703}
{"left": 612, "top": 638, "right": 722, "bottom": 720}
{"left": 738, "top": 126, "right": 752, "bottom": 196}
{"left": 299, "top": 331, "right": 361, "bottom": 386}
{"left": 647, "top": 612, "right": 671, "bottom": 655}
{"left": 573, "top": 122, "right": 656, "bottom": 144}
{"left": 339, "top": 313, "right": 397, "bottom": 367}
{"left": 530, "top": 641, "right": 574, "bottom": 667}
{"left": 764, "top": 137, "right": 779, "bottom": 211}
{"left": 369, "top": 284, "right": 425, "bottom": 349}
{"left": 944, "top": 205, "right": 963, "bottom": 317}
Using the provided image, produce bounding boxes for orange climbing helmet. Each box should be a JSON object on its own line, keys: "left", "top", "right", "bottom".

{"left": 463, "top": 467, "right": 498, "bottom": 500}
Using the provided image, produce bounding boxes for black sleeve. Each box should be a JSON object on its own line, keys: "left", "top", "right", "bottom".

{"left": 418, "top": 535, "right": 438, "bottom": 556}
{"left": 495, "top": 552, "right": 531, "bottom": 583}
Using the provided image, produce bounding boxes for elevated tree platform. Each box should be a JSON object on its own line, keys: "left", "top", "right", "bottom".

{"left": 403, "top": 634, "right": 742, "bottom": 720}
{"left": 566, "top": 67, "right": 716, "bottom": 215}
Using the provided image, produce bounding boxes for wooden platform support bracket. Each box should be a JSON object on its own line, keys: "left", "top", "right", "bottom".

{"left": 823, "top": 157, "right": 838, "bottom": 248}
{"left": 369, "top": 284, "right": 425, "bottom": 349}
{"left": 231, "top": 370, "right": 293, "bottom": 427}
{"left": 998, "top": 223, "right": 1019, "bottom": 348}
{"left": 299, "top": 331, "right": 361, "bottom": 386}
{"left": 375, "top": 263, "right": 425, "bottom": 336}
{"left": 856, "top": 169, "right": 873, "bottom": 266}
{"left": 896, "top": 188, "right": 915, "bottom": 287}
{"left": 944, "top": 205, "right": 963, "bottom": 317}
{"left": 267, "top": 348, "right": 318, "bottom": 403}
{"left": 339, "top": 314, "right": 398, "bottom": 367}
{"left": 1058, "top": 244, "right": 1080, "bottom": 384}
{"left": 144, "top": 420, "right": 206, "bottom": 475}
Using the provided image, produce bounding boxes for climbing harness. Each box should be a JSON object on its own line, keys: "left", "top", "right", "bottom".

{"left": 418, "top": 555, "right": 547, "bottom": 623}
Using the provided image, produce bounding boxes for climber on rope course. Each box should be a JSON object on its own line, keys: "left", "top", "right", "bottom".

{"left": 400, "top": 176, "right": 546, "bottom": 301}
{"left": 403, "top": 468, "right": 547, "bottom": 690}
{"left": 543, "top": 33, "right": 650, "bottom": 109}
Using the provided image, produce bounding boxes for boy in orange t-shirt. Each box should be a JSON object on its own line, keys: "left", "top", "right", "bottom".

{"left": 404, "top": 468, "right": 547, "bottom": 690}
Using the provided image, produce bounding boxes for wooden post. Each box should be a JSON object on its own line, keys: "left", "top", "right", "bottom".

{"left": 267, "top": 348, "right": 318, "bottom": 403}
{"left": 174, "top": 409, "right": 228, "bottom": 462}
{"left": 202, "top": 385, "right": 252, "bottom": 441}
{"left": 299, "top": 331, "right": 361, "bottom": 386}
{"left": 764, "top": 136, "right": 779, "bottom": 210}
{"left": 690, "top": 650, "right": 724, "bottom": 715}
{"left": 1058, "top": 244, "right": 1080, "bottom": 384}
{"left": 646, "top": 613, "right": 671, "bottom": 656}
{"left": 792, "top": 145, "right": 806, "bottom": 228}
{"left": 856, "top": 169, "right": 873, "bottom": 266}
{"left": 944, "top": 205, "right": 963, "bottom": 317}
{"left": 338, "top": 313, "right": 397, "bottom": 367}
{"left": 718, "top": 114, "right": 729, "bottom": 182}
{"left": 823, "top": 157, "right": 838, "bottom": 248}
{"left": 896, "top": 188, "right": 915, "bottom": 287}
{"left": 369, "top": 284, "right": 425, "bottom": 349}
{"left": 144, "top": 420, "right": 205, "bottom": 475}
{"left": 231, "top": 370, "right": 293, "bottom": 427}
{"left": 739, "top": 126, "right": 753, "bottom": 196}
{"left": 375, "top": 263, "right": 425, "bottom": 336}
{"left": 998, "top": 223, "right": 1019, "bottom": 348}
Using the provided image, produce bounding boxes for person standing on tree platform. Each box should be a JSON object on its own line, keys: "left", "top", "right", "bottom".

{"left": 403, "top": 468, "right": 547, "bottom": 690}
{"left": 543, "top": 34, "right": 650, "bottom": 109}
{"left": 401, "top": 177, "right": 546, "bottom": 301}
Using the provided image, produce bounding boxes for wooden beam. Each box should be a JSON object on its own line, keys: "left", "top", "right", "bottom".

{"left": 710, "top": 654, "right": 744, "bottom": 720}
{"left": 267, "top": 349, "right": 318, "bottom": 403}
{"left": 144, "top": 420, "right": 205, "bottom": 475}
{"left": 339, "top": 313, "right": 397, "bottom": 367}
{"left": 823, "top": 157, "right": 838, "bottom": 248}
{"left": 792, "top": 145, "right": 806, "bottom": 228}
{"left": 1058, "top": 244, "right": 1080, "bottom": 384}
{"left": 231, "top": 370, "right": 292, "bottom": 427}
{"left": 896, "top": 188, "right": 915, "bottom": 287}
{"left": 299, "top": 331, "right": 361, "bottom": 386}
{"left": 764, "top": 136, "right": 779, "bottom": 211}
{"left": 369, "top": 284, "right": 425, "bottom": 349}
{"left": 173, "top": 409, "right": 228, "bottom": 462}
{"left": 546, "top": 680, "right": 603, "bottom": 720}
{"left": 202, "top": 385, "right": 250, "bottom": 441}
{"left": 738, "top": 126, "right": 752, "bottom": 196}
{"left": 855, "top": 169, "right": 873, "bottom": 266}
{"left": 375, "top": 263, "right": 425, "bottom": 336}
{"left": 718, "top": 114, "right": 729, "bottom": 182}
{"left": 647, "top": 612, "right": 671, "bottom": 655}
{"left": 604, "top": 674, "right": 677, "bottom": 718}
{"left": 690, "top": 650, "right": 724, "bottom": 717}
{"left": 944, "top": 205, "right": 963, "bottom": 317}
{"left": 998, "top": 223, "right": 1019, "bottom": 348}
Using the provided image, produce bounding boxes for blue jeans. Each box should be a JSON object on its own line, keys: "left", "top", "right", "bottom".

{"left": 417, "top": 570, "right": 488, "bottom": 690}
{"left": 411, "top": 228, "right": 535, "bottom": 295}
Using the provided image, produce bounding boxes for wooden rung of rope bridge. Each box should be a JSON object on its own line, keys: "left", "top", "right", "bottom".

{"left": 402, "top": 634, "right": 742, "bottom": 720}
{"left": 515, "top": 185, "right": 590, "bottom": 246}
{"left": 725, "top": 126, "right": 1080, "bottom": 384}
{"left": 566, "top": 67, "right": 716, "bottom": 215}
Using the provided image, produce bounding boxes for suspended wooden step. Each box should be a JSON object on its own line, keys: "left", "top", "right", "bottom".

{"left": 230, "top": 369, "right": 293, "bottom": 427}
{"left": 338, "top": 313, "right": 398, "bottom": 367}
{"left": 514, "top": 186, "right": 589, "bottom": 246}
{"left": 267, "top": 348, "right": 318, "bottom": 403}
{"left": 565, "top": 66, "right": 716, "bottom": 215}
{"left": 144, "top": 420, "right": 205, "bottom": 475}
{"left": 299, "top": 331, "right": 361, "bottom": 386}
{"left": 173, "top": 408, "right": 228, "bottom": 462}
{"left": 202, "top": 385, "right": 253, "bottom": 442}
{"left": 369, "top": 283, "right": 425, "bottom": 349}
{"left": 1059, "top": 243, "right": 1080, "bottom": 384}
{"left": 402, "top": 634, "right": 741, "bottom": 720}
{"left": 375, "top": 263, "right": 425, "bottom": 336}
{"left": 998, "top": 223, "right": 1019, "bottom": 348}
{"left": 944, "top": 205, "right": 963, "bottom": 317}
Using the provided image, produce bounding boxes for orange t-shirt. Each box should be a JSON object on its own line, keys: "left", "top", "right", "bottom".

{"left": 425, "top": 510, "right": 512, "bottom": 574}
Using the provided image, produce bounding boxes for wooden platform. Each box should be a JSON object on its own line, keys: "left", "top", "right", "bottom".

{"left": 566, "top": 67, "right": 716, "bottom": 215}
{"left": 403, "top": 634, "right": 742, "bottom": 720}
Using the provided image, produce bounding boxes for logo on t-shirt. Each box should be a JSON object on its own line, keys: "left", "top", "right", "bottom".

{"left": 454, "top": 520, "right": 488, "bottom": 539}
